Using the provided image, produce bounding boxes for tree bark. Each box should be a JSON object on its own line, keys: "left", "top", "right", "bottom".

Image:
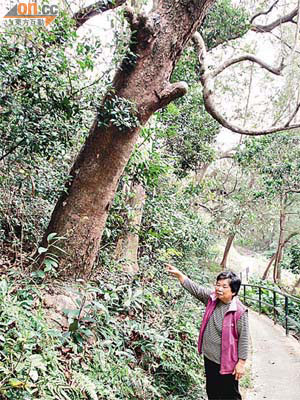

{"left": 220, "top": 213, "right": 243, "bottom": 270}
{"left": 273, "top": 196, "right": 287, "bottom": 283}
{"left": 42, "top": 0, "right": 216, "bottom": 278}
{"left": 263, "top": 231, "right": 299, "bottom": 281}
{"left": 262, "top": 253, "right": 276, "bottom": 280}
{"left": 220, "top": 233, "right": 235, "bottom": 270}
{"left": 114, "top": 182, "right": 146, "bottom": 274}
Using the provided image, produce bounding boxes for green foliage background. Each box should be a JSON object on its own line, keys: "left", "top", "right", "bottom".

{"left": 0, "top": 264, "right": 210, "bottom": 400}
{"left": 0, "top": 0, "right": 300, "bottom": 399}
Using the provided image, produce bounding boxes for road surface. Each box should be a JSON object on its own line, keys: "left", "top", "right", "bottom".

{"left": 246, "top": 309, "right": 300, "bottom": 400}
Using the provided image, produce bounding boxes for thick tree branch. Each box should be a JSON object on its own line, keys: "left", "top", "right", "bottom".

{"left": 156, "top": 82, "right": 188, "bottom": 108}
{"left": 250, "top": 0, "right": 280, "bottom": 24}
{"left": 287, "top": 189, "right": 300, "bottom": 194}
{"left": 251, "top": 7, "right": 298, "bottom": 33}
{"left": 124, "top": 6, "right": 156, "bottom": 39}
{"left": 192, "top": 32, "right": 300, "bottom": 136}
{"left": 74, "top": 0, "right": 127, "bottom": 29}
{"left": 210, "top": 55, "right": 285, "bottom": 79}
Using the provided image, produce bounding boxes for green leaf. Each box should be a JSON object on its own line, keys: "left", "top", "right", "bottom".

{"left": 44, "top": 258, "right": 58, "bottom": 270}
{"left": 29, "top": 354, "right": 47, "bottom": 371}
{"left": 38, "top": 246, "right": 48, "bottom": 254}
{"left": 69, "top": 319, "right": 79, "bottom": 332}
{"left": 47, "top": 232, "right": 58, "bottom": 241}
{"left": 8, "top": 378, "right": 27, "bottom": 388}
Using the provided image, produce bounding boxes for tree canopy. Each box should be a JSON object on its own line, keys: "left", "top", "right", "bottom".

{"left": 1, "top": 1, "right": 300, "bottom": 399}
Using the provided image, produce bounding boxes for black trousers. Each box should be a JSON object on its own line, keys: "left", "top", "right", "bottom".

{"left": 204, "top": 356, "right": 242, "bottom": 400}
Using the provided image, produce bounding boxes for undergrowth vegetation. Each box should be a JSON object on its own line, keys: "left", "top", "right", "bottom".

{"left": 0, "top": 262, "right": 211, "bottom": 400}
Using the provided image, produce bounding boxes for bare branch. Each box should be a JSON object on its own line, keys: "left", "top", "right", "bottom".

{"left": 251, "top": 7, "right": 298, "bottom": 33}
{"left": 210, "top": 54, "right": 285, "bottom": 79}
{"left": 218, "top": 148, "right": 236, "bottom": 159}
{"left": 0, "top": 139, "right": 26, "bottom": 162}
{"left": 283, "top": 232, "right": 300, "bottom": 244}
{"left": 73, "top": 0, "right": 127, "bottom": 29}
{"left": 196, "top": 203, "right": 214, "bottom": 213}
{"left": 268, "top": 31, "right": 300, "bottom": 55}
{"left": 203, "top": 87, "right": 300, "bottom": 136}
{"left": 192, "top": 31, "right": 300, "bottom": 136}
{"left": 250, "top": 0, "right": 280, "bottom": 24}
{"left": 284, "top": 102, "right": 300, "bottom": 127}
{"left": 192, "top": 32, "right": 207, "bottom": 74}
{"left": 291, "top": 1, "right": 300, "bottom": 59}
{"left": 243, "top": 63, "right": 254, "bottom": 127}
{"left": 225, "top": 172, "right": 239, "bottom": 197}
{"left": 287, "top": 189, "right": 300, "bottom": 194}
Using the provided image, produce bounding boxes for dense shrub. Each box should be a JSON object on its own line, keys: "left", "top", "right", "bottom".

{"left": 0, "top": 262, "right": 210, "bottom": 399}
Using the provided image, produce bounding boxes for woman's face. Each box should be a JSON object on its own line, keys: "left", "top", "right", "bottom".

{"left": 215, "top": 278, "right": 235, "bottom": 304}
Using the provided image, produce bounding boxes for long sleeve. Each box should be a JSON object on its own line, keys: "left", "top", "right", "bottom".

{"left": 182, "top": 277, "right": 211, "bottom": 305}
{"left": 237, "top": 310, "right": 249, "bottom": 360}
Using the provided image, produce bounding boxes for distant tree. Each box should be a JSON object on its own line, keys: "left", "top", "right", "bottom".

{"left": 194, "top": 159, "right": 262, "bottom": 270}
{"left": 236, "top": 133, "right": 300, "bottom": 282}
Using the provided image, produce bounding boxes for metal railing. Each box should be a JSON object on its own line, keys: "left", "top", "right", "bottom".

{"left": 241, "top": 283, "right": 300, "bottom": 337}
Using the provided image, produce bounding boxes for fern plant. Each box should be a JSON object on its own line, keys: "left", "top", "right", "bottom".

{"left": 73, "top": 371, "right": 98, "bottom": 400}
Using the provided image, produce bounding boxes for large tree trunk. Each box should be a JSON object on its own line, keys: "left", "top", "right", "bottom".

{"left": 273, "top": 196, "right": 287, "bottom": 283}
{"left": 42, "top": 0, "right": 216, "bottom": 278}
{"left": 114, "top": 182, "right": 146, "bottom": 274}
{"left": 263, "top": 232, "right": 299, "bottom": 281}
{"left": 220, "top": 213, "right": 243, "bottom": 270}
{"left": 262, "top": 253, "right": 276, "bottom": 280}
{"left": 220, "top": 233, "right": 235, "bottom": 270}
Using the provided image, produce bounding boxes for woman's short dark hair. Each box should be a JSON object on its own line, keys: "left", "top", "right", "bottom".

{"left": 216, "top": 271, "right": 241, "bottom": 296}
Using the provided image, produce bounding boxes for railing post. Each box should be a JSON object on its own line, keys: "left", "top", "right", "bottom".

{"left": 285, "top": 296, "right": 289, "bottom": 336}
{"left": 242, "top": 284, "right": 300, "bottom": 336}
{"left": 273, "top": 291, "right": 277, "bottom": 324}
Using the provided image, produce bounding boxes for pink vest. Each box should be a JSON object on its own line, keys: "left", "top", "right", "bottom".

{"left": 198, "top": 293, "right": 246, "bottom": 374}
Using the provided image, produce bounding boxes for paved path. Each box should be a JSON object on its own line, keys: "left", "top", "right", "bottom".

{"left": 246, "top": 310, "right": 300, "bottom": 400}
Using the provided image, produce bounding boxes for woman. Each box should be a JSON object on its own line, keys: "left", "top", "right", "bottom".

{"left": 166, "top": 264, "right": 249, "bottom": 400}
